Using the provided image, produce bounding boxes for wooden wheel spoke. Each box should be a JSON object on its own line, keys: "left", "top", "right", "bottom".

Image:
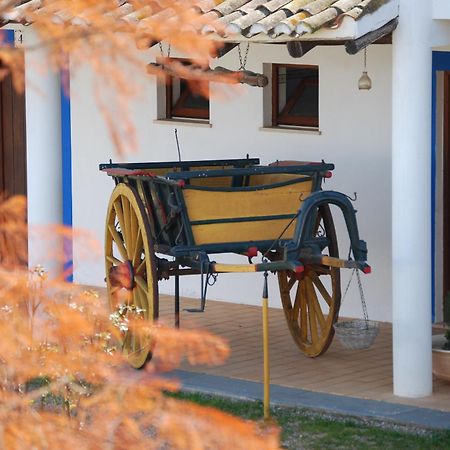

{"left": 306, "top": 284, "right": 319, "bottom": 344}
{"left": 132, "top": 229, "right": 143, "bottom": 266}
{"left": 135, "top": 288, "right": 148, "bottom": 320}
{"left": 309, "top": 271, "right": 332, "bottom": 306}
{"left": 292, "top": 284, "right": 301, "bottom": 320}
{"left": 113, "top": 200, "right": 126, "bottom": 237}
{"left": 135, "top": 275, "right": 149, "bottom": 296}
{"left": 121, "top": 197, "right": 131, "bottom": 256}
{"left": 306, "top": 277, "right": 326, "bottom": 330}
{"left": 122, "top": 331, "right": 131, "bottom": 351}
{"left": 130, "top": 328, "right": 137, "bottom": 354}
{"left": 287, "top": 275, "right": 297, "bottom": 291}
{"left": 129, "top": 209, "right": 138, "bottom": 259}
{"left": 134, "top": 325, "right": 143, "bottom": 356}
{"left": 108, "top": 224, "right": 128, "bottom": 261}
{"left": 132, "top": 288, "right": 143, "bottom": 311}
{"left": 136, "top": 258, "right": 145, "bottom": 275}
{"left": 106, "top": 255, "right": 122, "bottom": 266}
{"left": 126, "top": 325, "right": 139, "bottom": 357}
{"left": 299, "top": 282, "right": 308, "bottom": 342}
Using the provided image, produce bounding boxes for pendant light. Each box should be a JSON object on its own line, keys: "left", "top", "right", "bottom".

{"left": 358, "top": 47, "right": 372, "bottom": 91}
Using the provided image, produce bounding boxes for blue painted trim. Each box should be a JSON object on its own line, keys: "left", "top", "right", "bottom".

{"left": 61, "top": 64, "right": 73, "bottom": 282}
{"left": 431, "top": 52, "right": 450, "bottom": 322}
{"left": 2, "top": 29, "right": 14, "bottom": 45}
{"left": 432, "top": 55, "right": 437, "bottom": 323}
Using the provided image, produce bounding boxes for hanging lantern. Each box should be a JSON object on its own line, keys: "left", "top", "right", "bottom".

{"left": 358, "top": 71, "right": 372, "bottom": 90}
{"left": 358, "top": 48, "right": 372, "bottom": 90}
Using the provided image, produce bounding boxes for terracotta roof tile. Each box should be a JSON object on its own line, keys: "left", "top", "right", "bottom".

{"left": 2, "top": 0, "right": 395, "bottom": 41}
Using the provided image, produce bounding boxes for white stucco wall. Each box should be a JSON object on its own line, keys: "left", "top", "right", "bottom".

{"left": 433, "top": 0, "right": 450, "bottom": 20}
{"left": 23, "top": 28, "right": 63, "bottom": 276}
{"left": 70, "top": 43, "right": 393, "bottom": 322}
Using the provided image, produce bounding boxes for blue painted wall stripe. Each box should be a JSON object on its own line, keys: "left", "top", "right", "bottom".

{"left": 432, "top": 54, "right": 437, "bottom": 323}
{"left": 61, "top": 65, "right": 73, "bottom": 282}
{"left": 2, "top": 29, "right": 14, "bottom": 45}
{"left": 431, "top": 51, "right": 450, "bottom": 322}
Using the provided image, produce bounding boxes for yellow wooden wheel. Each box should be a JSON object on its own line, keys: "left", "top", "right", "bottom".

{"left": 105, "top": 183, "right": 158, "bottom": 369}
{"left": 278, "top": 205, "right": 341, "bottom": 357}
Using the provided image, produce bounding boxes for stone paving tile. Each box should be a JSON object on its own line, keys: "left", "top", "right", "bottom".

{"left": 93, "top": 288, "right": 450, "bottom": 413}
{"left": 161, "top": 295, "right": 450, "bottom": 412}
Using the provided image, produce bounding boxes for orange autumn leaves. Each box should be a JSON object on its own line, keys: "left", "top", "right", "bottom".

{"left": 0, "top": 194, "right": 281, "bottom": 449}
{"left": 0, "top": 2, "right": 281, "bottom": 445}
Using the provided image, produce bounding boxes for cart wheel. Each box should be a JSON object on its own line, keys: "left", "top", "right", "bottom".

{"left": 105, "top": 183, "right": 158, "bottom": 369}
{"left": 278, "top": 204, "right": 341, "bottom": 357}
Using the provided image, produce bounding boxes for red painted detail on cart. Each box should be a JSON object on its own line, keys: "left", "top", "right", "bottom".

{"left": 294, "top": 265, "right": 304, "bottom": 274}
{"left": 362, "top": 265, "right": 372, "bottom": 274}
{"left": 103, "top": 168, "right": 156, "bottom": 177}
{"left": 132, "top": 170, "right": 156, "bottom": 177}
{"left": 324, "top": 171, "right": 333, "bottom": 178}
{"left": 245, "top": 247, "right": 258, "bottom": 258}
{"left": 178, "top": 180, "right": 186, "bottom": 188}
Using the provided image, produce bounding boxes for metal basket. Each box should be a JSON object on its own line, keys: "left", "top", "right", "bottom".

{"left": 334, "top": 320, "right": 379, "bottom": 350}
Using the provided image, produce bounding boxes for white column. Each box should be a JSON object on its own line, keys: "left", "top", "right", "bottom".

{"left": 24, "top": 28, "right": 63, "bottom": 276}
{"left": 392, "top": 0, "right": 433, "bottom": 397}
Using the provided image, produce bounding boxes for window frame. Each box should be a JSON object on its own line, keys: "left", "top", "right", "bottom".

{"left": 165, "top": 59, "right": 210, "bottom": 121}
{"left": 272, "top": 64, "right": 319, "bottom": 129}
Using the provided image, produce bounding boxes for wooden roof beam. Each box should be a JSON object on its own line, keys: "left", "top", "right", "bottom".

{"left": 285, "top": 28, "right": 393, "bottom": 59}
{"left": 345, "top": 17, "right": 398, "bottom": 55}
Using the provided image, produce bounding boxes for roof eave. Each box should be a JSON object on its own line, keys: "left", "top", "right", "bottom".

{"left": 207, "top": 0, "right": 399, "bottom": 45}
{"left": 355, "top": 0, "right": 399, "bottom": 39}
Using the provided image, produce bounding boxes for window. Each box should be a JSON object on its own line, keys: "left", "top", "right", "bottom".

{"left": 272, "top": 64, "right": 319, "bottom": 128}
{"left": 165, "top": 60, "right": 209, "bottom": 121}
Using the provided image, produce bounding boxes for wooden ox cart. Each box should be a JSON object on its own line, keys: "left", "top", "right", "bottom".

{"left": 100, "top": 157, "right": 370, "bottom": 368}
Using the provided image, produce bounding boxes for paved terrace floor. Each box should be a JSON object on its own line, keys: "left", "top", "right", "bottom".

{"left": 155, "top": 294, "right": 450, "bottom": 413}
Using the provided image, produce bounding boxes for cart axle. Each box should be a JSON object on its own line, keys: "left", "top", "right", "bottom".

{"left": 210, "top": 256, "right": 367, "bottom": 275}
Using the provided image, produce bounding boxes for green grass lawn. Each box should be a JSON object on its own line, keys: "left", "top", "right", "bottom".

{"left": 171, "top": 392, "right": 450, "bottom": 450}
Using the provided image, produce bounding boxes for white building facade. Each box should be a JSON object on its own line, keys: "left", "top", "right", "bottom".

{"left": 3, "top": 0, "right": 450, "bottom": 397}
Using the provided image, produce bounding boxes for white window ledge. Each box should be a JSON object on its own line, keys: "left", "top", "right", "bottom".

{"left": 153, "top": 118, "right": 212, "bottom": 128}
{"left": 259, "top": 126, "right": 322, "bottom": 135}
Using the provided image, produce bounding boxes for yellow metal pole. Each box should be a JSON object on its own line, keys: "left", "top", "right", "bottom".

{"left": 262, "top": 271, "right": 270, "bottom": 420}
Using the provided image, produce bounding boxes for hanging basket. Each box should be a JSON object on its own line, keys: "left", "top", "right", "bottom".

{"left": 334, "top": 320, "right": 379, "bottom": 350}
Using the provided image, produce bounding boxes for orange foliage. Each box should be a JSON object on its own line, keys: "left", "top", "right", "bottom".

{"left": 0, "top": 2, "right": 280, "bottom": 444}
{"left": 0, "top": 195, "right": 281, "bottom": 448}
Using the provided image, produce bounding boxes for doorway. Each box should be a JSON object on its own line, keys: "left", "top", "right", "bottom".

{"left": 443, "top": 72, "right": 450, "bottom": 321}
{"left": 0, "top": 64, "right": 27, "bottom": 196}
{"left": 0, "top": 60, "right": 27, "bottom": 267}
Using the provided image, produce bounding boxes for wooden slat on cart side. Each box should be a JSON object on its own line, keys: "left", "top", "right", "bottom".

{"left": 183, "top": 179, "right": 313, "bottom": 245}
{"left": 191, "top": 218, "right": 298, "bottom": 244}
